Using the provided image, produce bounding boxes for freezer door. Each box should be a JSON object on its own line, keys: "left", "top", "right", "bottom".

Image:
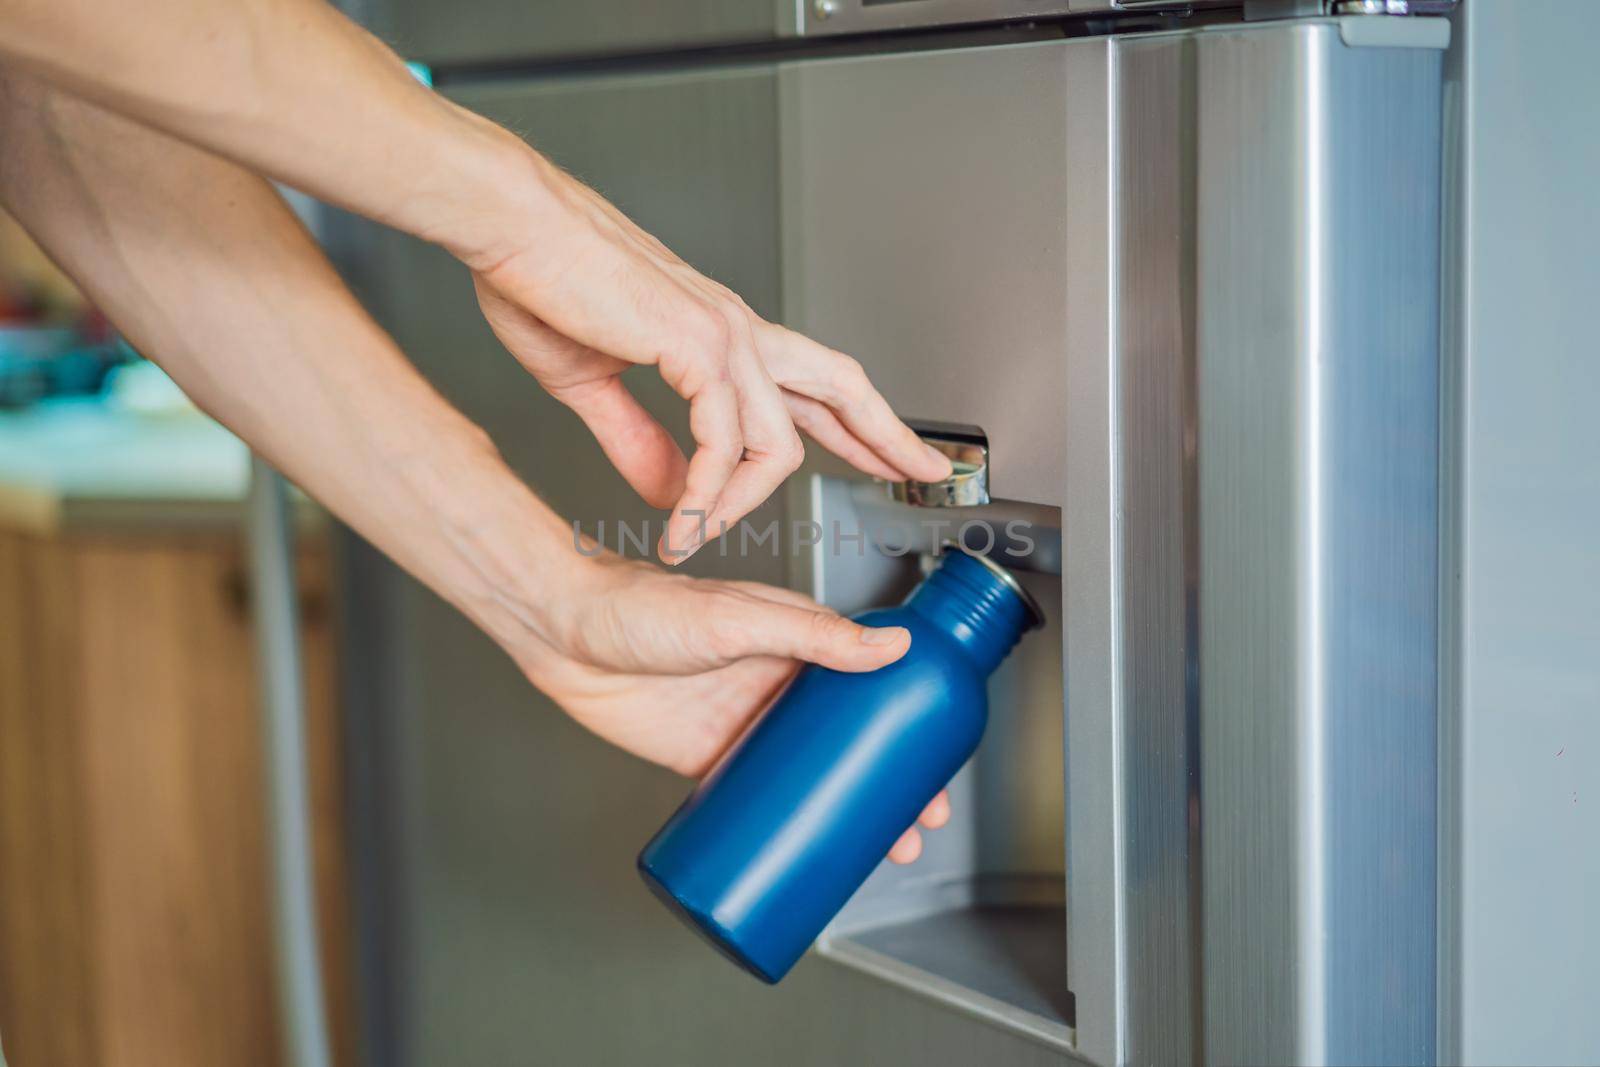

{"left": 782, "top": 18, "right": 1445, "bottom": 1067}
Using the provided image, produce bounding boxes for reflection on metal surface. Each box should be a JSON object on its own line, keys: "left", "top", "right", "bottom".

{"left": 1193, "top": 23, "right": 1442, "bottom": 1066}
{"left": 1333, "top": 0, "right": 1459, "bottom": 14}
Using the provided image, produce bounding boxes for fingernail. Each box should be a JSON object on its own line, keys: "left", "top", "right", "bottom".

{"left": 659, "top": 524, "right": 702, "bottom": 565}
{"left": 860, "top": 626, "right": 908, "bottom": 646}
{"left": 924, "top": 444, "right": 953, "bottom": 471}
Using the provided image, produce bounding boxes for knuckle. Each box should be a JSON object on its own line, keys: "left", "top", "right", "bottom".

{"left": 711, "top": 284, "right": 754, "bottom": 319}
{"left": 806, "top": 611, "right": 853, "bottom": 656}
{"left": 774, "top": 433, "right": 805, "bottom": 474}
{"left": 703, "top": 434, "right": 744, "bottom": 463}
{"left": 718, "top": 302, "right": 756, "bottom": 352}
{"left": 834, "top": 355, "right": 869, "bottom": 390}
{"left": 684, "top": 305, "right": 734, "bottom": 362}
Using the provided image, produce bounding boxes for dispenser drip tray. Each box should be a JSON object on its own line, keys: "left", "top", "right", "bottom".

{"left": 817, "top": 877, "right": 1073, "bottom": 1053}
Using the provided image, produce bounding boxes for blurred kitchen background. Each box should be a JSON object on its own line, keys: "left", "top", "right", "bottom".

{"left": 0, "top": 206, "right": 357, "bottom": 1065}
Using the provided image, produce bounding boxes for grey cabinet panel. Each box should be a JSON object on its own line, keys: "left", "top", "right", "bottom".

{"left": 334, "top": 66, "right": 1072, "bottom": 1067}
{"left": 359, "top": 0, "right": 782, "bottom": 67}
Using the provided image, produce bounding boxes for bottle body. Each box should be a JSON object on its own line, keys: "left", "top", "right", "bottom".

{"left": 637, "top": 550, "right": 1040, "bottom": 983}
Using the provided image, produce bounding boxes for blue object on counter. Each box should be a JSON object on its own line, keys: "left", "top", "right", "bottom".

{"left": 637, "top": 547, "right": 1045, "bottom": 983}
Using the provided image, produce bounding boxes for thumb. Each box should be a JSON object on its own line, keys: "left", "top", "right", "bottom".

{"left": 716, "top": 599, "right": 910, "bottom": 673}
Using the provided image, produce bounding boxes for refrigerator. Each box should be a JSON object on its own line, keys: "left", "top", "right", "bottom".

{"left": 323, "top": 1, "right": 1600, "bottom": 1064}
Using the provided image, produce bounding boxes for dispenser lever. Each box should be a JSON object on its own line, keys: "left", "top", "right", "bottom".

{"left": 888, "top": 420, "right": 989, "bottom": 507}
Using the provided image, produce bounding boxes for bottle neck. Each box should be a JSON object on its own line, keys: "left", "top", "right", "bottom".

{"left": 905, "top": 551, "right": 1034, "bottom": 677}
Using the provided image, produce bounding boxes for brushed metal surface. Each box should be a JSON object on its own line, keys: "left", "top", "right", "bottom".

{"left": 1058, "top": 37, "right": 1125, "bottom": 1067}
{"left": 1195, "top": 22, "right": 1441, "bottom": 1067}
{"left": 780, "top": 42, "right": 1074, "bottom": 508}
{"left": 843, "top": 906, "right": 1074, "bottom": 1047}
{"left": 361, "top": 0, "right": 782, "bottom": 67}
{"left": 1442, "top": 3, "right": 1600, "bottom": 1063}
{"left": 784, "top": 34, "right": 1207, "bottom": 1066}
{"left": 1063, "top": 29, "right": 1203, "bottom": 1067}
{"left": 1064, "top": 19, "right": 1445, "bottom": 1067}
{"left": 331, "top": 65, "right": 1075, "bottom": 1067}
{"left": 1110, "top": 30, "right": 1203, "bottom": 1067}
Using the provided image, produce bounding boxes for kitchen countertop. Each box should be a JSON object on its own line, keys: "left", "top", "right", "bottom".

{"left": 0, "top": 398, "right": 318, "bottom": 536}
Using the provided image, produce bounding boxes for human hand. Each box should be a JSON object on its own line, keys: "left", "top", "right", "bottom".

{"left": 463, "top": 151, "right": 952, "bottom": 565}
{"left": 514, "top": 552, "right": 950, "bottom": 863}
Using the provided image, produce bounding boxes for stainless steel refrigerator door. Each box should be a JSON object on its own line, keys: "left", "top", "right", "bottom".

{"left": 332, "top": 65, "right": 1073, "bottom": 1067}
{"left": 783, "top": 17, "right": 1445, "bottom": 1066}
{"left": 1188, "top": 22, "right": 1442, "bottom": 1067}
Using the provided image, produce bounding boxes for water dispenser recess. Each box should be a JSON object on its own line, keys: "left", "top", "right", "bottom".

{"left": 636, "top": 549, "right": 1043, "bottom": 984}
{"left": 785, "top": 471, "right": 1072, "bottom": 1047}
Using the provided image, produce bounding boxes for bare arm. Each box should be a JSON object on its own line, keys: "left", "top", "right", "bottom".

{"left": 0, "top": 69, "right": 557, "bottom": 641}
{"left": 0, "top": 71, "right": 948, "bottom": 857}
{"left": 0, "top": 0, "right": 952, "bottom": 560}
{"left": 0, "top": 73, "right": 918, "bottom": 747}
{"left": 0, "top": 0, "right": 506, "bottom": 251}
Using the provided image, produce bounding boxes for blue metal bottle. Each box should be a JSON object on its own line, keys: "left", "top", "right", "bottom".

{"left": 637, "top": 548, "right": 1044, "bottom": 983}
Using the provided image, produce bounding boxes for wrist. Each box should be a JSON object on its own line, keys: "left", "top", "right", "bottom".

{"left": 392, "top": 419, "right": 601, "bottom": 659}
{"left": 407, "top": 102, "right": 553, "bottom": 272}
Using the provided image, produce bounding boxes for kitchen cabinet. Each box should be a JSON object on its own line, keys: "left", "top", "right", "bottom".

{"left": 0, "top": 410, "right": 353, "bottom": 1067}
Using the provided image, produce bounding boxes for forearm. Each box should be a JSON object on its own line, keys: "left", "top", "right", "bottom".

{"left": 0, "top": 0, "right": 534, "bottom": 265}
{"left": 0, "top": 73, "right": 579, "bottom": 652}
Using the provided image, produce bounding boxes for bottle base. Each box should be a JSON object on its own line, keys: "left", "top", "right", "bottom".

{"left": 636, "top": 858, "right": 784, "bottom": 985}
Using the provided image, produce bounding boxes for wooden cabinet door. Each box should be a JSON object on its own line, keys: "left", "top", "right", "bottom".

{"left": 0, "top": 529, "right": 352, "bottom": 1067}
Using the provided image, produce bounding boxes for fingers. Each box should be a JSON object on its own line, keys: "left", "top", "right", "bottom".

{"left": 888, "top": 829, "right": 923, "bottom": 865}
{"left": 554, "top": 376, "right": 688, "bottom": 510}
{"left": 887, "top": 792, "right": 951, "bottom": 866}
{"left": 919, "top": 790, "right": 951, "bottom": 830}
{"left": 783, "top": 393, "right": 905, "bottom": 482}
{"left": 695, "top": 331, "right": 804, "bottom": 546}
{"left": 760, "top": 324, "right": 952, "bottom": 484}
{"left": 660, "top": 312, "right": 801, "bottom": 564}
{"left": 474, "top": 277, "right": 690, "bottom": 509}
{"left": 658, "top": 376, "right": 742, "bottom": 562}
{"left": 480, "top": 187, "right": 935, "bottom": 542}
